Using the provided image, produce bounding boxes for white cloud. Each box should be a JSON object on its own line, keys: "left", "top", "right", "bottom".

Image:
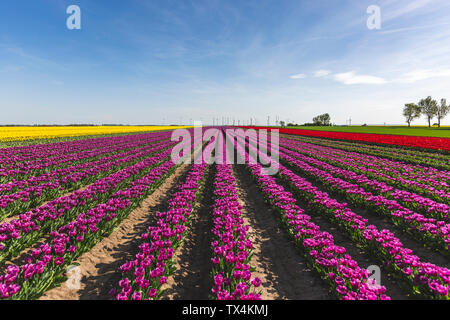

{"left": 397, "top": 69, "right": 450, "bottom": 83}
{"left": 314, "top": 69, "right": 331, "bottom": 77}
{"left": 378, "top": 22, "right": 450, "bottom": 35}
{"left": 334, "top": 71, "right": 387, "bottom": 85}
{"left": 384, "top": 0, "right": 434, "bottom": 22}
{"left": 290, "top": 73, "right": 306, "bottom": 79}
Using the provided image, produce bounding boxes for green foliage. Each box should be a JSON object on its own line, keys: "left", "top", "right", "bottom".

{"left": 312, "top": 113, "right": 331, "bottom": 126}
{"left": 418, "top": 96, "right": 438, "bottom": 127}
{"left": 403, "top": 103, "right": 421, "bottom": 127}
{"left": 437, "top": 99, "right": 450, "bottom": 128}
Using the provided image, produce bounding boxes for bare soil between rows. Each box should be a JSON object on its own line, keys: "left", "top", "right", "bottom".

{"left": 163, "top": 164, "right": 335, "bottom": 300}
{"left": 280, "top": 158, "right": 450, "bottom": 269}
{"left": 39, "top": 164, "right": 191, "bottom": 300}
{"left": 273, "top": 174, "right": 412, "bottom": 300}
{"left": 32, "top": 155, "right": 447, "bottom": 300}
{"left": 232, "top": 164, "right": 333, "bottom": 300}
{"left": 160, "top": 169, "right": 216, "bottom": 300}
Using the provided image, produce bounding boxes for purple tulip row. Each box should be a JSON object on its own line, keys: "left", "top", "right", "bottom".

{"left": 0, "top": 131, "right": 173, "bottom": 181}
{"left": 0, "top": 154, "right": 180, "bottom": 299}
{"left": 282, "top": 136, "right": 450, "bottom": 183}
{"left": 0, "top": 133, "right": 203, "bottom": 299}
{"left": 276, "top": 164, "right": 450, "bottom": 299}
{"left": 228, "top": 131, "right": 389, "bottom": 300}
{"left": 114, "top": 132, "right": 219, "bottom": 300}
{"left": 247, "top": 132, "right": 449, "bottom": 251}
{"left": 287, "top": 135, "right": 450, "bottom": 171}
{"left": 0, "top": 134, "right": 121, "bottom": 165}
{"left": 0, "top": 142, "right": 178, "bottom": 264}
{"left": 114, "top": 161, "right": 210, "bottom": 300}
{"left": 210, "top": 164, "right": 261, "bottom": 300}
{"left": 279, "top": 143, "right": 450, "bottom": 223}
{"left": 233, "top": 131, "right": 450, "bottom": 299}
{"left": 277, "top": 147, "right": 449, "bottom": 253}
{"left": 280, "top": 137, "right": 449, "bottom": 203}
{"left": 0, "top": 138, "right": 175, "bottom": 220}
{"left": 0, "top": 134, "right": 170, "bottom": 195}
{"left": 0, "top": 130, "right": 172, "bottom": 165}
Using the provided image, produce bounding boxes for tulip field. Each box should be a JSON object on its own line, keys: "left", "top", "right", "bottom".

{"left": 239, "top": 126, "right": 450, "bottom": 152}
{"left": 0, "top": 126, "right": 449, "bottom": 300}
{"left": 0, "top": 126, "right": 192, "bottom": 148}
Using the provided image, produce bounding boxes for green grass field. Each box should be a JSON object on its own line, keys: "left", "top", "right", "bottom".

{"left": 282, "top": 126, "right": 450, "bottom": 138}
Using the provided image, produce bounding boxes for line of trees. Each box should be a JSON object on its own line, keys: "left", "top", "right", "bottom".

{"left": 403, "top": 96, "right": 449, "bottom": 127}
{"left": 298, "top": 113, "right": 332, "bottom": 126}
{"left": 312, "top": 113, "right": 331, "bottom": 126}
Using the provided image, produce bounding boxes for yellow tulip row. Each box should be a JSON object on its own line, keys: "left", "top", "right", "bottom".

{"left": 0, "top": 126, "right": 192, "bottom": 142}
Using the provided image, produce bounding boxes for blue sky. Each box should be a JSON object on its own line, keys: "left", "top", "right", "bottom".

{"left": 1, "top": 0, "right": 450, "bottom": 125}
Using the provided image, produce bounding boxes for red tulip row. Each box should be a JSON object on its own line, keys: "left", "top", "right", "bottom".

{"left": 281, "top": 134, "right": 450, "bottom": 170}
{"left": 278, "top": 141, "right": 450, "bottom": 222}
{"left": 236, "top": 126, "right": 450, "bottom": 152}
{"left": 280, "top": 136, "right": 449, "bottom": 202}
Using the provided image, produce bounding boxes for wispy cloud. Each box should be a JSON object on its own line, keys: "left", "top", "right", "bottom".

{"left": 334, "top": 71, "right": 387, "bottom": 85}
{"left": 396, "top": 69, "right": 450, "bottom": 83}
{"left": 2, "top": 0, "right": 450, "bottom": 125}
{"left": 383, "top": 0, "right": 435, "bottom": 22}
{"left": 290, "top": 73, "right": 306, "bottom": 79}
{"left": 0, "top": 44, "right": 67, "bottom": 71}
{"left": 378, "top": 22, "right": 450, "bottom": 35}
{"left": 314, "top": 70, "right": 331, "bottom": 77}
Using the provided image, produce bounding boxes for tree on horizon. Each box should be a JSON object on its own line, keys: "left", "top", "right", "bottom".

{"left": 436, "top": 98, "right": 450, "bottom": 128}
{"left": 403, "top": 103, "right": 421, "bottom": 127}
{"left": 418, "top": 96, "right": 438, "bottom": 127}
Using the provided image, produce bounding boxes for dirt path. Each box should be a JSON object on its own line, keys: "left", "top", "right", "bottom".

{"left": 232, "top": 164, "right": 333, "bottom": 300}
{"left": 39, "top": 164, "right": 190, "bottom": 300}
{"left": 160, "top": 169, "right": 215, "bottom": 300}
